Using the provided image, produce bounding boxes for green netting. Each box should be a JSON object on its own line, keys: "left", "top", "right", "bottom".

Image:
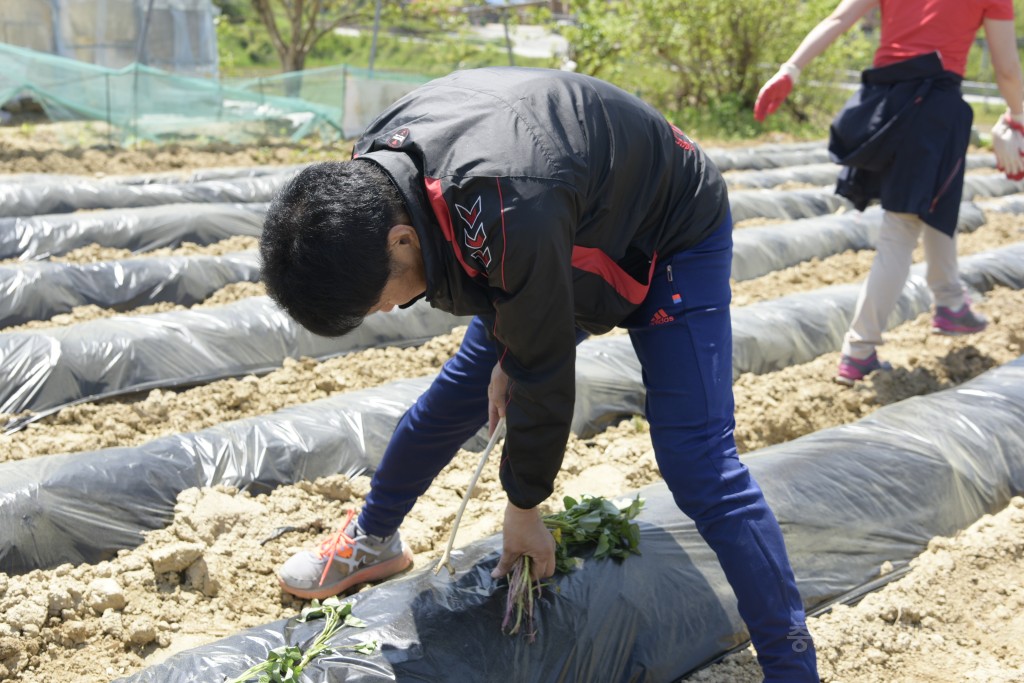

{"left": 0, "top": 42, "right": 350, "bottom": 144}
{"left": 224, "top": 65, "right": 430, "bottom": 139}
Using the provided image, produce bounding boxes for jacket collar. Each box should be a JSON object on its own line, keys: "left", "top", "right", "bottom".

{"left": 355, "top": 151, "right": 457, "bottom": 311}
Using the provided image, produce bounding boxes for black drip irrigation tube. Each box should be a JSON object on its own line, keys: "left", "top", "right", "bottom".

{"left": 0, "top": 251, "right": 260, "bottom": 328}
{"left": 117, "top": 356, "right": 1024, "bottom": 683}
{"left": 2, "top": 241, "right": 1022, "bottom": 575}
{"left": 0, "top": 202, "right": 268, "bottom": 261}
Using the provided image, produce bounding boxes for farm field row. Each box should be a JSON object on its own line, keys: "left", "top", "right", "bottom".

{"left": 0, "top": 140, "right": 1022, "bottom": 682}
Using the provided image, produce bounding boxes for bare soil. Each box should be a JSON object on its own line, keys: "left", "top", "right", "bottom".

{"left": 0, "top": 122, "right": 340, "bottom": 176}
{"left": 689, "top": 497, "right": 1024, "bottom": 683}
{"left": 0, "top": 131, "right": 1022, "bottom": 682}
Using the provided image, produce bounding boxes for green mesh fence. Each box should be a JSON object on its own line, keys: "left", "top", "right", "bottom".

{"left": 1, "top": 42, "right": 428, "bottom": 145}
{"left": 224, "top": 65, "right": 429, "bottom": 140}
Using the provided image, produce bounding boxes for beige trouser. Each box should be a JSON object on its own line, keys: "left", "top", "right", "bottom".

{"left": 842, "top": 210, "right": 966, "bottom": 359}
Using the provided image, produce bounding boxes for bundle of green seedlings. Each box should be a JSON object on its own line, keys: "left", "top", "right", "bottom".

{"left": 502, "top": 494, "right": 645, "bottom": 642}
{"left": 226, "top": 597, "right": 378, "bottom": 683}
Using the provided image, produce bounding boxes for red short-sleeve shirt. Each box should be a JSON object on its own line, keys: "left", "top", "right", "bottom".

{"left": 874, "top": 0, "right": 1015, "bottom": 76}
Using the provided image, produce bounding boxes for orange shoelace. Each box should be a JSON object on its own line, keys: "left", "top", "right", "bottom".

{"left": 317, "top": 509, "right": 357, "bottom": 586}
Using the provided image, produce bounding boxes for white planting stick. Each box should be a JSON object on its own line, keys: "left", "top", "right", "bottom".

{"left": 434, "top": 417, "right": 507, "bottom": 576}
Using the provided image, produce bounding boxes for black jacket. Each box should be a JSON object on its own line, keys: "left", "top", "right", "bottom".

{"left": 829, "top": 51, "right": 972, "bottom": 236}
{"left": 353, "top": 67, "right": 728, "bottom": 508}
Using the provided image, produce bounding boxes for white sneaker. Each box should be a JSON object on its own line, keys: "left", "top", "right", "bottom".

{"left": 278, "top": 510, "right": 413, "bottom": 600}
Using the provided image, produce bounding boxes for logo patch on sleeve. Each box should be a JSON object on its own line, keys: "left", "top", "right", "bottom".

{"left": 455, "top": 196, "right": 492, "bottom": 268}
{"left": 387, "top": 128, "right": 410, "bottom": 148}
{"left": 669, "top": 123, "right": 694, "bottom": 152}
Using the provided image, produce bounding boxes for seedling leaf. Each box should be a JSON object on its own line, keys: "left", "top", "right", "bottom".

{"left": 501, "top": 494, "right": 644, "bottom": 642}
{"left": 226, "top": 599, "right": 372, "bottom": 683}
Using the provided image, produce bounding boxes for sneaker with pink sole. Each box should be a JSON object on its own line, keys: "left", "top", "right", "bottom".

{"left": 834, "top": 352, "right": 892, "bottom": 386}
{"left": 932, "top": 302, "right": 987, "bottom": 335}
{"left": 278, "top": 509, "right": 413, "bottom": 600}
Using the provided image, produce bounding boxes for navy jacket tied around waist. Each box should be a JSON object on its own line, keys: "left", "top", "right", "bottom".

{"left": 828, "top": 51, "right": 972, "bottom": 236}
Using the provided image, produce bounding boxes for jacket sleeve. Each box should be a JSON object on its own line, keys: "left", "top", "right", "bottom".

{"left": 449, "top": 176, "right": 579, "bottom": 509}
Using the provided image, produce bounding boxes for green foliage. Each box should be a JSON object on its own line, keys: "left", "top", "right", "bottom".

{"left": 560, "top": 0, "right": 624, "bottom": 80}
{"left": 544, "top": 494, "right": 644, "bottom": 575}
{"left": 384, "top": 0, "right": 471, "bottom": 35}
{"left": 213, "top": 1, "right": 1015, "bottom": 139}
{"left": 216, "top": 7, "right": 276, "bottom": 71}
{"left": 214, "top": 0, "right": 554, "bottom": 77}
{"left": 501, "top": 495, "right": 645, "bottom": 641}
{"left": 307, "top": 29, "right": 551, "bottom": 76}
{"left": 212, "top": 0, "right": 251, "bottom": 23}
{"left": 226, "top": 597, "right": 377, "bottom": 683}
{"left": 563, "top": 0, "right": 875, "bottom": 139}
{"left": 319, "top": 0, "right": 559, "bottom": 73}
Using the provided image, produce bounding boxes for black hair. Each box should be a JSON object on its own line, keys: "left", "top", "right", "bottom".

{"left": 259, "top": 160, "right": 409, "bottom": 337}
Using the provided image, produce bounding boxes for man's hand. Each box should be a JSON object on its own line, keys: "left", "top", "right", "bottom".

{"left": 991, "top": 111, "right": 1024, "bottom": 181}
{"left": 491, "top": 502, "right": 556, "bottom": 581}
{"left": 487, "top": 362, "right": 509, "bottom": 437}
{"left": 754, "top": 63, "right": 801, "bottom": 122}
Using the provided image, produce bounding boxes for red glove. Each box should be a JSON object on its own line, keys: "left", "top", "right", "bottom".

{"left": 754, "top": 63, "right": 801, "bottom": 123}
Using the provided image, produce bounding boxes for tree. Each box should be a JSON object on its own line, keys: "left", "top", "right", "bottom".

{"left": 251, "top": 0, "right": 375, "bottom": 73}
{"left": 562, "top": 0, "right": 875, "bottom": 135}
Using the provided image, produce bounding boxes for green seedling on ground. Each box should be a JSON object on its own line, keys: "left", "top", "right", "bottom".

{"left": 226, "top": 597, "right": 378, "bottom": 682}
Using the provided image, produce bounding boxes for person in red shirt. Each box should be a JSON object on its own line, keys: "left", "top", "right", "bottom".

{"left": 754, "top": 0, "right": 1023, "bottom": 385}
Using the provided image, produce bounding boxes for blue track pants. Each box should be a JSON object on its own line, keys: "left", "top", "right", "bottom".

{"left": 360, "top": 213, "right": 818, "bottom": 681}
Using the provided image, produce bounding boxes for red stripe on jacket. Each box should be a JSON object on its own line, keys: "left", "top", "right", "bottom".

{"left": 424, "top": 176, "right": 481, "bottom": 278}
{"left": 571, "top": 247, "right": 656, "bottom": 305}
